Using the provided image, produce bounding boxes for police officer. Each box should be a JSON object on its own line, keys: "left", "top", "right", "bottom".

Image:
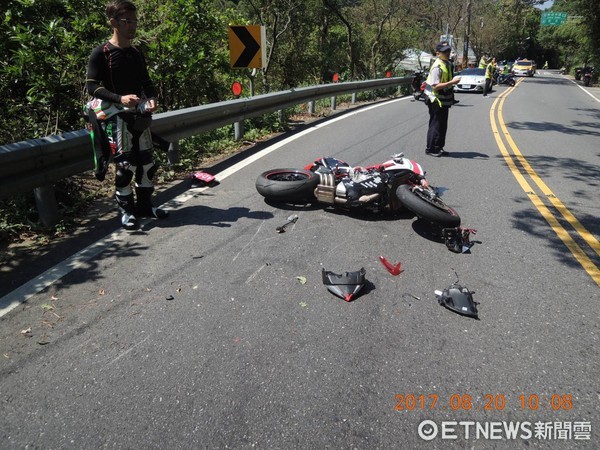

{"left": 478, "top": 54, "right": 488, "bottom": 69}
{"left": 424, "top": 42, "right": 461, "bottom": 157}
{"left": 483, "top": 57, "right": 495, "bottom": 97}
{"left": 86, "top": 0, "right": 168, "bottom": 230}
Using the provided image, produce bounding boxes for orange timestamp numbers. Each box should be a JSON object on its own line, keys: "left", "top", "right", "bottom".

{"left": 394, "top": 394, "right": 573, "bottom": 412}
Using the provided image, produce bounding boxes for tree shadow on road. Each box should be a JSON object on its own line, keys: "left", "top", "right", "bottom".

{"left": 145, "top": 205, "right": 274, "bottom": 230}
{"left": 511, "top": 154, "right": 600, "bottom": 187}
{"left": 446, "top": 151, "right": 489, "bottom": 159}
{"left": 506, "top": 119, "right": 600, "bottom": 136}
{"left": 509, "top": 201, "right": 600, "bottom": 271}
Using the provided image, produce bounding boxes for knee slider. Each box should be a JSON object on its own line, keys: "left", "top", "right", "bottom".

{"left": 115, "top": 166, "right": 134, "bottom": 188}
{"left": 136, "top": 161, "right": 157, "bottom": 186}
{"left": 146, "top": 163, "right": 158, "bottom": 181}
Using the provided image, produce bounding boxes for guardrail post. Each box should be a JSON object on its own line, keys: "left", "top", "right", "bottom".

{"left": 330, "top": 96, "right": 337, "bottom": 111}
{"left": 234, "top": 121, "right": 244, "bottom": 140}
{"left": 34, "top": 186, "right": 60, "bottom": 228}
{"left": 277, "top": 110, "right": 283, "bottom": 124}
{"left": 167, "top": 141, "right": 180, "bottom": 166}
{"left": 352, "top": 93, "right": 357, "bottom": 104}
{"left": 308, "top": 101, "right": 315, "bottom": 115}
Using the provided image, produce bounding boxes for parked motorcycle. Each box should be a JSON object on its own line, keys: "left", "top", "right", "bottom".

{"left": 575, "top": 67, "right": 584, "bottom": 81}
{"left": 583, "top": 68, "right": 594, "bottom": 87}
{"left": 255, "top": 154, "right": 461, "bottom": 227}
{"left": 411, "top": 70, "right": 426, "bottom": 101}
{"left": 494, "top": 71, "right": 516, "bottom": 86}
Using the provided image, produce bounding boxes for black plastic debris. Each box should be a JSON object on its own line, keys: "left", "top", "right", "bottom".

{"left": 442, "top": 227, "right": 477, "bottom": 253}
{"left": 435, "top": 284, "right": 479, "bottom": 318}
{"left": 322, "top": 267, "right": 366, "bottom": 302}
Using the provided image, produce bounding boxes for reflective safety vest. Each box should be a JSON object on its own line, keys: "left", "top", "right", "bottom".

{"left": 478, "top": 57, "right": 487, "bottom": 69}
{"left": 485, "top": 62, "right": 494, "bottom": 79}
{"left": 426, "top": 58, "right": 453, "bottom": 107}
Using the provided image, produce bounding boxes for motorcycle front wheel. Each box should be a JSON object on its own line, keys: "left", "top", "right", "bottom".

{"left": 255, "top": 168, "right": 320, "bottom": 201}
{"left": 396, "top": 185, "right": 461, "bottom": 227}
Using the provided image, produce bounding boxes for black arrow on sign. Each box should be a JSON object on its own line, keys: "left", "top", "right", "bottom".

{"left": 231, "top": 26, "right": 260, "bottom": 68}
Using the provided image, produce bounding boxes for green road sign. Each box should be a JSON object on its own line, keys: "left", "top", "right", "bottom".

{"left": 541, "top": 12, "right": 567, "bottom": 26}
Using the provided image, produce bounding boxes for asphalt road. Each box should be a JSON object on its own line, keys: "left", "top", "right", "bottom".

{"left": 1, "top": 71, "right": 598, "bottom": 448}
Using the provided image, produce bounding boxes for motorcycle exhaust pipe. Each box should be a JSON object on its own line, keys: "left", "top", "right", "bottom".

{"left": 334, "top": 193, "right": 380, "bottom": 206}
{"left": 358, "top": 193, "right": 380, "bottom": 203}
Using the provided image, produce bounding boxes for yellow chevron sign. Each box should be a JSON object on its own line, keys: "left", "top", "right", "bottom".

{"left": 228, "top": 25, "right": 266, "bottom": 69}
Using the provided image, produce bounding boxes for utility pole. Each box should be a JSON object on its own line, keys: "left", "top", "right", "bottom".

{"left": 463, "top": 0, "right": 472, "bottom": 69}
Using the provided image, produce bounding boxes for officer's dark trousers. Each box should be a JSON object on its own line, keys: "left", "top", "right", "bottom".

{"left": 426, "top": 101, "right": 450, "bottom": 153}
{"left": 483, "top": 78, "right": 492, "bottom": 96}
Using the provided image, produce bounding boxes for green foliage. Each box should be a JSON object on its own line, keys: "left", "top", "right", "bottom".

{"left": 1, "top": 0, "right": 105, "bottom": 143}
{"left": 539, "top": 0, "right": 600, "bottom": 69}
{"left": 137, "top": 0, "right": 237, "bottom": 108}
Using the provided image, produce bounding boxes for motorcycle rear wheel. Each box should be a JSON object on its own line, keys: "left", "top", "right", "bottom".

{"left": 396, "top": 185, "right": 461, "bottom": 227}
{"left": 256, "top": 168, "right": 320, "bottom": 201}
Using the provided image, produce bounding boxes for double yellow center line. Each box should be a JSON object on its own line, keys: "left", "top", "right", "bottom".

{"left": 489, "top": 79, "right": 600, "bottom": 287}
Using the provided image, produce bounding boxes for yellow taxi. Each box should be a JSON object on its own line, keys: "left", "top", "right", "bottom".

{"left": 512, "top": 59, "right": 536, "bottom": 77}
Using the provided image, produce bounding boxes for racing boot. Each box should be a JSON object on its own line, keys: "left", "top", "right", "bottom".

{"left": 135, "top": 186, "right": 169, "bottom": 219}
{"left": 115, "top": 193, "right": 138, "bottom": 230}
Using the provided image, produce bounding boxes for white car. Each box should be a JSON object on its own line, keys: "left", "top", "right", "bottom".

{"left": 453, "top": 68, "right": 486, "bottom": 93}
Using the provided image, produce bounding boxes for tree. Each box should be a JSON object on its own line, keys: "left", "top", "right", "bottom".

{"left": 0, "top": 0, "right": 105, "bottom": 143}
{"left": 135, "top": 0, "right": 234, "bottom": 108}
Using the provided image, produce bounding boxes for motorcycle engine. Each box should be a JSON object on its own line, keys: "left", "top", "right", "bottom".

{"left": 315, "top": 168, "right": 386, "bottom": 207}
{"left": 338, "top": 172, "right": 386, "bottom": 207}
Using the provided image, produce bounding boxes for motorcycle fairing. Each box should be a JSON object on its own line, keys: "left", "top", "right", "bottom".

{"left": 322, "top": 268, "right": 366, "bottom": 301}
{"left": 307, "top": 157, "right": 353, "bottom": 179}
{"left": 378, "top": 158, "right": 424, "bottom": 176}
{"left": 436, "top": 284, "right": 478, "bottom": 318}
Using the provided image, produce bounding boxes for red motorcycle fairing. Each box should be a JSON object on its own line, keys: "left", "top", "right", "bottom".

{"left": 371, "top": 159, "right": 424, "bottom": 176}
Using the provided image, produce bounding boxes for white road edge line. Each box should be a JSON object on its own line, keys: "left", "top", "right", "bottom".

{"left": 0, "top": 96, "right": 409, "bottom": 318}
{"left": 565, "top": 75, "right": 600, "bottom": 103}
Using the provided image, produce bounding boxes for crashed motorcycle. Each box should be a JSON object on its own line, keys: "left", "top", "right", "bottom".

{"left": 255, "top": 154, "right": 461, "bottom": 228}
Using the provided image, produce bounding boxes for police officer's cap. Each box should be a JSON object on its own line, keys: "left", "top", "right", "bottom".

{"left": 436, "top": 42, "right": 452, "bottom": 53}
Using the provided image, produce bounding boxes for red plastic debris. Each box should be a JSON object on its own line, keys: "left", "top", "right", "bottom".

{"left": 379, "top": 256, "right": 402, "bottom": 276}
{"left": 191, "top": 171, "right": 220, "bottom": 187}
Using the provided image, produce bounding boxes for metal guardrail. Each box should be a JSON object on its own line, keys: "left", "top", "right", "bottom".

{"left": 0, "top": 76, "right": 411, "bottom": 225}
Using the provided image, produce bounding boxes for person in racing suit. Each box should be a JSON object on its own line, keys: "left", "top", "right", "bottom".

{"left": 85, "top": 0, "right": 168, "bottom": 230}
